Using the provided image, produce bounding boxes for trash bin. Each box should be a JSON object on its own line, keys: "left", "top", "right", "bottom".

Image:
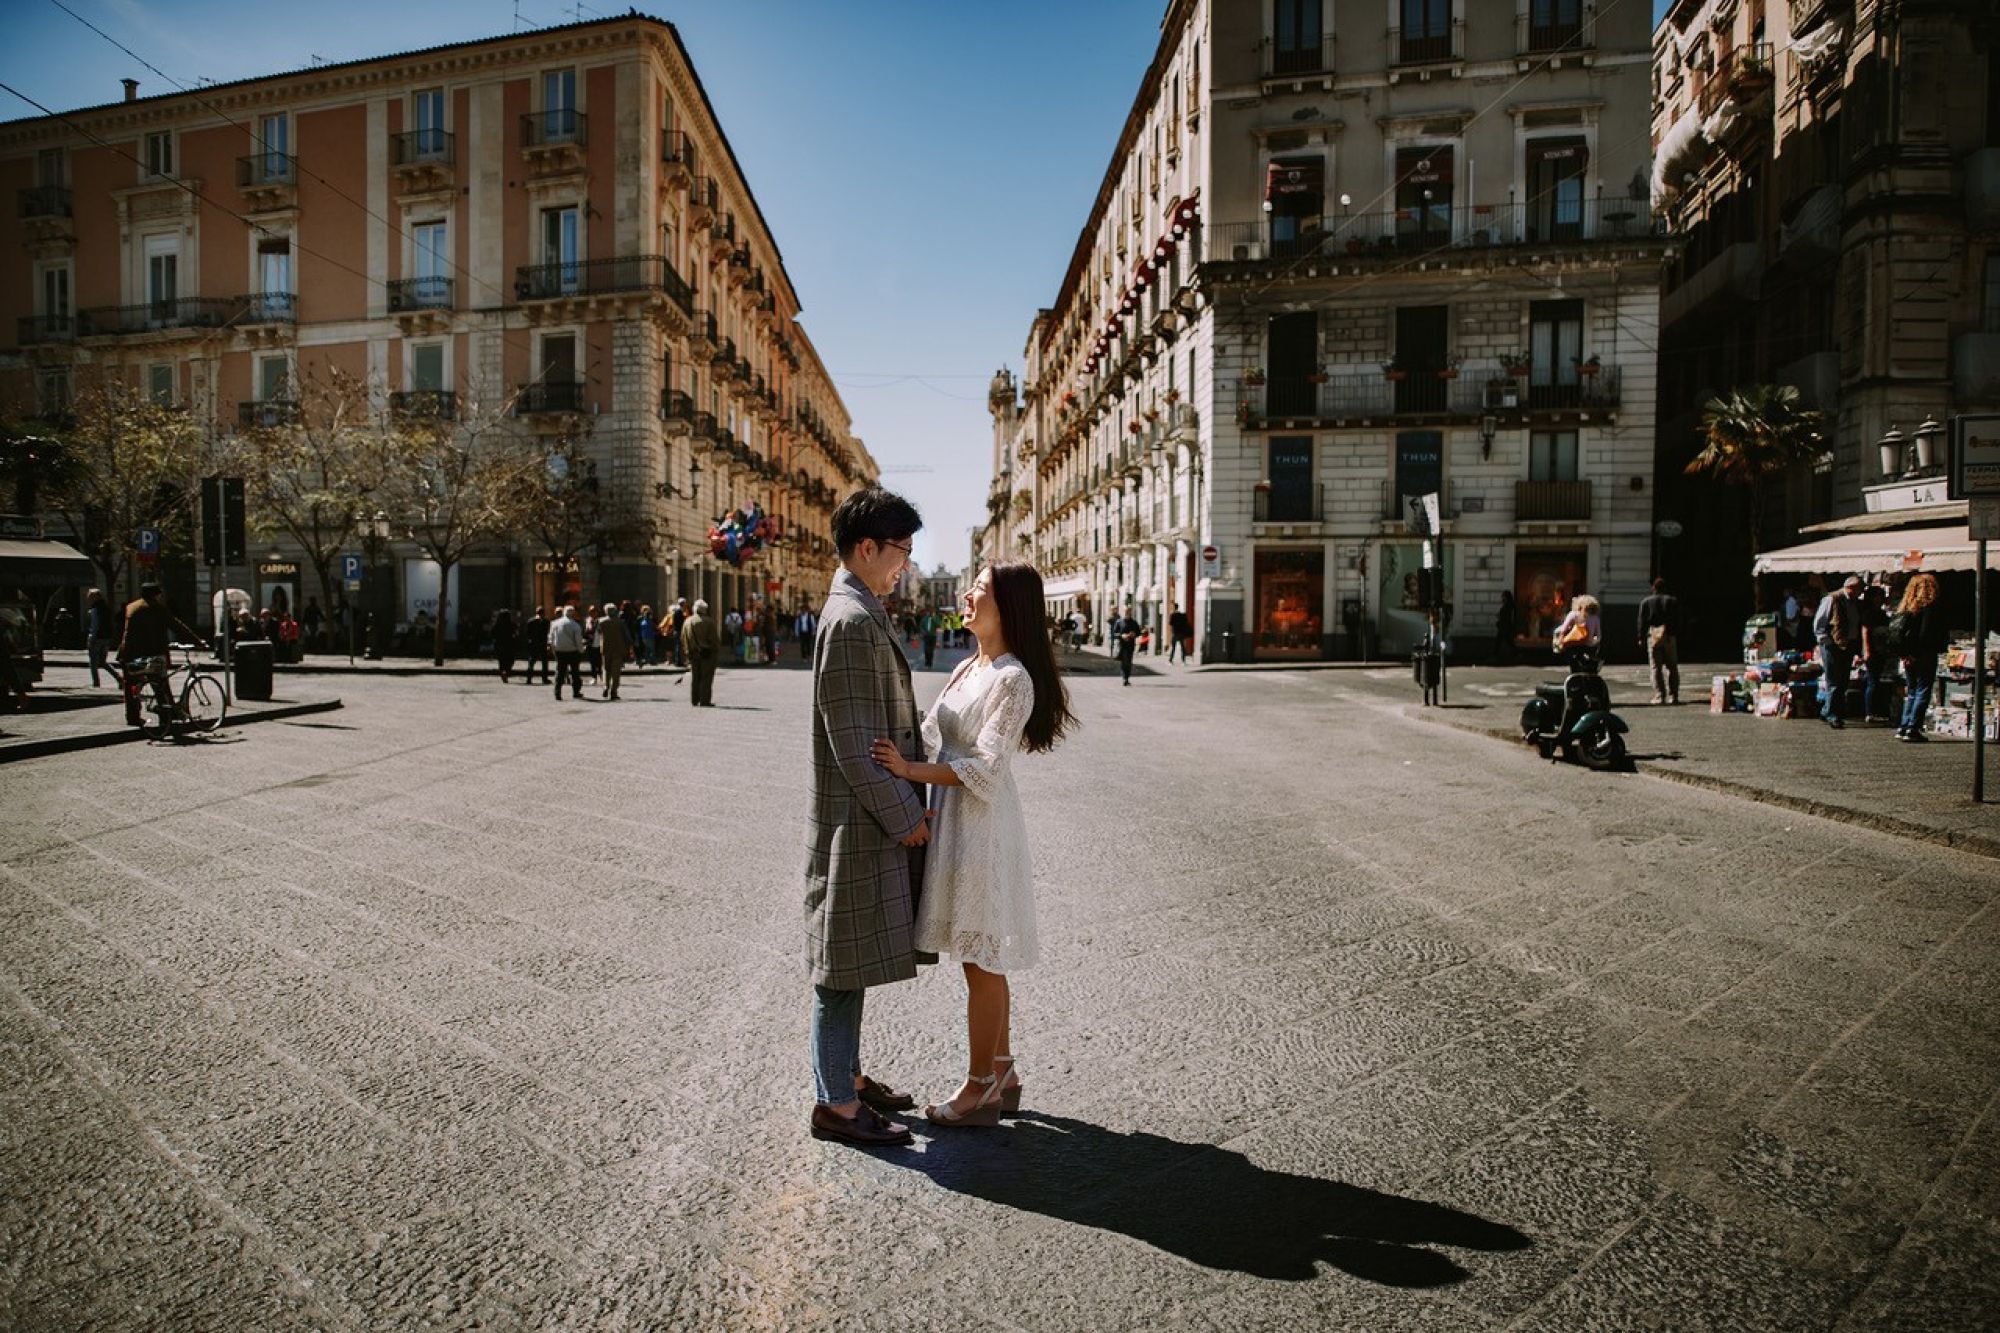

{"left": 233, "top": 640, "right": 274, "bottom": 701}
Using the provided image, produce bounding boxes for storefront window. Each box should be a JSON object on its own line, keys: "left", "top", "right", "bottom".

{"left": 534, "top": 556, "right": 582, "bottom": 613}
{"left": 1377, "top": 542, "right": 1456, "bottom": 655}
{"left": 1254, "top": 548, "right": 1323, "bottom": 658}
{"left": 1514, "top": 549, "right": 1586, "bottom": 646}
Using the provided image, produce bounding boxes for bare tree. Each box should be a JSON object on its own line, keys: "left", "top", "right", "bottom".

{"left": 372, "top": 390, "right": 533, "bottom": 666}
{"left": 40, "top": 376, "right": 210, "bottom": 603}
{"left": 227, "top": 365, "right": 379, "bottom": 645}
{"left": 502, "top": 423, "right": 658, "bottom": 593}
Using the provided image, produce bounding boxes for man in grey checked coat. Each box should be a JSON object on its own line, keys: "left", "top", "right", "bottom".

{"left": 804, "top": 488, "right": 930, "bottom": 1147}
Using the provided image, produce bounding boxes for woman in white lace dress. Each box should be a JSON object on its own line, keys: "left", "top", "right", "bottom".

{"left": 870, "top": 561, "right": 1074, "bottom": 1127}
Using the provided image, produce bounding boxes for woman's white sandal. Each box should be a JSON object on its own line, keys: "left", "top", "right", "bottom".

{"left": 993, "top": 1055, "right": 1022, "bottom": 1115}
{"left": 922, "top": 1073, "right": 1002, "bottom": 1128}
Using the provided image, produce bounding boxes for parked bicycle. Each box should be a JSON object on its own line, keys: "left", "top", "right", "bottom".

{"left": 126, "top": 641, "right": 226, "bottom": 740}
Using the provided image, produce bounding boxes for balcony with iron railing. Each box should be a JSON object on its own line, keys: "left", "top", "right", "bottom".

{"left": 515, "top": 380, "right": 587, "bottom": 416}
{"left": 238, "top": 399, "right": 300, "bottom": 428}
{"left": 1515, "top": 479, "right": 1593, "bottom": 521}
{"left": 388, "top": 276, "right": 453, "bottom": 312}
{"left": 236, "top": 152, "right": 297, "bottom": 187}
{"left": 521, "top": 108, "right": 586, "bottom": 148}
{"left": 1520, "top": 7, "right": 1590, "bottom": 54}
{"left": 1261, "top": 34, "right": 1335, "bottom": 79}
{"left": 239, "top": 292, "right": 296, "bottom": 324}
{"left": 691, "top": 411, "right": 719, "bottom": 443}
{"left": 711, "top": 338, "right": 738, "bottom": 375}
{"left": 660, "top": 388, "right": 694, "bottom": 422}
{"left": 16, "top": 314, "right": 75, "bottom": 346}
{"left": 1203, "top": 197, "right": 1659, "bottom": 267}
{"left": 661, "top": 129, "right": 698, "bottom": 181}
{"left": 391, "top": 129, "right": 455, "bottom": 166}
{"left": 389, "top": 389, "right": 456, "bottom": 420}
{"left": 1254, "top": 481, "right": 1325, "bottom": 524}
{"left": 78, "top": 297, "right": 246, "bottom": 337}
{"left": 512, "top": 255, "right": 692, "bottom": 313}
{"left": 18, "top": 185, "right": 71, "bottom": 219}
{"left": 1389, "top": 19, "right": 1463, "bottom": 68}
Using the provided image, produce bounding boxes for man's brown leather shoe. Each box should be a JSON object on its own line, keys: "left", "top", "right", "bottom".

{"left": 810, "top": 1103, "right": 912, "bottom": 1146}
{"left": 855, "top": 1076, "right": 916, "bottom": 1113}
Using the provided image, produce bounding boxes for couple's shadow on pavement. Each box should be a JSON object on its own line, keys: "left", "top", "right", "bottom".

{"left": 885, "top": 1111, "right": 1528, "bottom": 1288}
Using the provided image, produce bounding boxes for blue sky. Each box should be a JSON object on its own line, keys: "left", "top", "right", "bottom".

{"left": 6, "top": 1, "right": 1677, "bottom": 570}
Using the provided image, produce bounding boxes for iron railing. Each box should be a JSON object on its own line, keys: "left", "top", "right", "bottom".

{"left": 1390, "top": 18, "right": 1464, "bottom": 65}
{"left": 388, "top": 277, "right": 454, "bottom": 311}
{"left": 1203, "top": 197, "right": 1659, "bottom": 265}
{"left": 1515, "top": 479, "right": 1593, "bottom": 520}
{"left": 1261, "top": 34, "right": 1335, "bottom": 78}
{"left": 691, "top": 411, "right": 719, "bottom": 442}
{"left": 77, "top": 298, "right": 245, "bottom": 336}
{"left": 1254, "top": 366, "right": 1621, "bottom": 420}
{"left": 391, "top": 129, "right": 454, "bottom": 165}
{"left": 521, "top": 108, "right": 586, "bottom": 147}
{"left": 240, "top": 292, "right": 296, "bottom": 324}
{"left": 238, "top": 399, "right": 300, "bottom": 428}
{"left": 18, "top": 185, "right": 71, "bottom": 219}
{"left": 662, "top": 129, "right": 698, "bottom": 175}
{"left": 515, "top": 380, "right": 587, "bottom": 415}
{"left": 390, "top": 390, "right": 457, "bottom": 420}
{"left": 660, "top": 388, "right": 694, "bottom": 421}
{"left": 237, "top": 153, "right": 297, "bottom": 187}
{"left": 1255, "top": 481, "right": 1325, "bottom": 523}
{"left": 512, "top": 254, "right": 693, "bottom": 313}
{"left": 16, "top": 314, "right": 75, "bottom": 345}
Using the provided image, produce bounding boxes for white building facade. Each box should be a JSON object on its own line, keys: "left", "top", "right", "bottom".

{"left": 1012, "top": 0, "right": 1666, "bottom": 661}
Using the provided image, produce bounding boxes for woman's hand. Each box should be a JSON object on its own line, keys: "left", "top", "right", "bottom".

{"left": 870, "top": 738, "right": 912, "bottom": 779}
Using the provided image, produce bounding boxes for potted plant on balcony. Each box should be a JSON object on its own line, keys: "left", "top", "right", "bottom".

{"left": 1241, "top": 366, "right": 1267, "bottom": 387}
{"left": 1499, "top": 350, "right": 1532, "bottom": 377}
{"left": 1436, "top": 355, "right": 1463, "bottom": 381}
{"left": 1306, "top": 364, "right": 1329, "bottom": 385}
{"left": 1576, "top": 354, "right": 1602, "bottom": 377}
{"left": 1143, "top": 406, "right": 1161, "bottom": 424}
{"left": 1236, "top": 400, "right": 1257, "bottom": 427}
{"left": 1164, "top": 387, "right": 1181, "bottom": 405}
{"left": 1128, "top": 420, "right": 1145, "bottom": 437}
{"left": 1381, "top": 358, "right": 1409, "bottom": 382}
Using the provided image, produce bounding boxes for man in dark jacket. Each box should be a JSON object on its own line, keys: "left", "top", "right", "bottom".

{"left": 117, "top": 582, "right": 203, "bottom": 727}
{"left": 1636, "top": 577, "right": 1682, "bottom": 705}
{"left": 521, "top": 606, "right": 550, "bottom": 685}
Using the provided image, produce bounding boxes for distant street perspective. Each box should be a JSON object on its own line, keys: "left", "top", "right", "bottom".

{"left": 3, "top": 653, "right": 1998, "bottom": 1328}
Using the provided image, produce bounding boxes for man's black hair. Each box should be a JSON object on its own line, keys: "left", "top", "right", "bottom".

{"left": 831, "top": 487, "right": 922, "bottom": 558}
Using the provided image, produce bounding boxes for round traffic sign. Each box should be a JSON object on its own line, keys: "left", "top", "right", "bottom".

{"left": 1201, "top": 544, "right": 1218, "bottom": 561}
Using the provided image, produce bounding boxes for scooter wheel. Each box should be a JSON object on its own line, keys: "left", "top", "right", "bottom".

{"left": 1579, "top": 722, "right": 1626, "bottom": 771}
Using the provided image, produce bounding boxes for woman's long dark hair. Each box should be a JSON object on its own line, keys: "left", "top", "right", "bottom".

{"left": 989, "top": 561, "right": 1075, "bottom": 753}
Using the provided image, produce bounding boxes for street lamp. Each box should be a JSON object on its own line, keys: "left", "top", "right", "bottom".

{"left": 1913, "top": 416, "right": 1943, "bottom": 474}
{"left": 1877, "top": 426, "right": 1905, "bottom": 481}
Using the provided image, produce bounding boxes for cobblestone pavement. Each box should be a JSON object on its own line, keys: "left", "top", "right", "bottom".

{"left": 1, "top": 655, "right": 1996, "bottom": 1330}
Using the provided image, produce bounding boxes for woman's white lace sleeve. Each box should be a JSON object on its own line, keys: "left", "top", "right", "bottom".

{"left": 948, "top": 667, "right": 1034, "bottom": 802}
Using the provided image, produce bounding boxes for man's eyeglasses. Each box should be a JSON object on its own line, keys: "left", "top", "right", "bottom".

{"left": 883, "top": 540, "right": 914, "bottom": 559}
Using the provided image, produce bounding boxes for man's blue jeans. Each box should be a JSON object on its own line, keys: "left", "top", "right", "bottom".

{"left": 810, "top": 984, "right": 864, "bottom": 1106}
{"left": 1900, "top": 656, "right": 1938, "bottom": 733}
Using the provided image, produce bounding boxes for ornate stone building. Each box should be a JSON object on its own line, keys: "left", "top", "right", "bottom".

{"left": 1007, "top": 0, "right": 1665, "bottom": 662}
{"left": 1, "top": 14, "right": 873, "bottom": 635}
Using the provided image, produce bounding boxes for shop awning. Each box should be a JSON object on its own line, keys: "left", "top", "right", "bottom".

{"left": 0, "top": 537, "right": 96, "bottom": 589}
{"left": 1752, "top": 524, "right": 1996, "bottom": 576}
{"left": 1041, "top": 574, "right": 1089, "bottom": 599}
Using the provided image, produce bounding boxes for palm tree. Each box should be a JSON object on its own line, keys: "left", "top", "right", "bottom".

{"left": 1685, "top": 383, "right": 1826, "bottom": 570}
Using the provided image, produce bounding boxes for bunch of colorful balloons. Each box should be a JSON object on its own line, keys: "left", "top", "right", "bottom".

{"left": 708, "top": 501, "right": 776, "bottom": 566}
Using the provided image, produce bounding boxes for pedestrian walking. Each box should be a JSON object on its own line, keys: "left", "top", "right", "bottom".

{"left": 670, "top": 598, "right": 689, "bottom": 667}
{"left": 795, "top": 605, "right": 818, "bottom": 663}
{"left": 724, "top": 606, "right": 743, "bottom": 661}
{"left": 1813, "top": 575, "right": 1862, "bottom": 729}
{"left": 84, "top": 588, "right": 120, "bottom": 688}
{"left": 620, "top": 600, "right": 641, "bottom": 670}
{"left": 869, "top": 560, "right": 1074, "bottom": 1128}
{"left": 300, "top": 596, "right": 323, "bottom": 653}
{"left": 1637, "top": 578, "right": 1682, "bottom": 705}
{"left": 921, "top": 609, "right": 939, "bottom": 669}
{"left": 1858, "top": 584, "right": 1895, "bottom": 723}
{"left": 523, "top": 606, "right": 551, "bottom": 684}
{"left": 1111, "top": 604, "right": 1140, "bottom": 686}
{"left": 638, "top": 605, "right": 659, "bottom": 667}
{"left": 597, "top": 602, "right": 629, "bottom": 699}
{"left": 583, "top": 606, "right": 602, "bottom": 683}
{"left": 1892, "top": 572, "right": 1949, "bottom": 742}
{"left": 549, "top": 605, "right": 586, "bottom": 700}
{"left": 802, "top": 487, "right": 929, "bottom": 1147}
{"left": 1166, "top": 608, "right": 1193, "bottom": 664}
{"left": 683, "top": 599, "right": 720, "bottom": 706}
{"left": 491, "top": 608, "right": 517, "bottom": 683}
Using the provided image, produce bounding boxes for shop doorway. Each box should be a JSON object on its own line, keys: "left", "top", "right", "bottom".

{"left": 1253, "top": 548, "right": 1324, "bottom": 659}
{"left": 1376, "top": 542, "right": 1456, "bottom": 656}
{"left": 534, "top": 557, "right": 582, "bottom": 613}
{"left": 1513, "top": 548, "right": 1586, "bottom": 649}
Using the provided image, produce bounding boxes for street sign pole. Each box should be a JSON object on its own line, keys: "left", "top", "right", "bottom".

{"left": 213, "top": 475, "right": 232, "bottom": 706}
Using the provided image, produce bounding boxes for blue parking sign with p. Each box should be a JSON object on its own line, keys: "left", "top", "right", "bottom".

{"left": 341, "top": 554, "right": 364, "bottom": 580}
{"left": 136, "top": 526, "right": 160, "bottom": 555}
